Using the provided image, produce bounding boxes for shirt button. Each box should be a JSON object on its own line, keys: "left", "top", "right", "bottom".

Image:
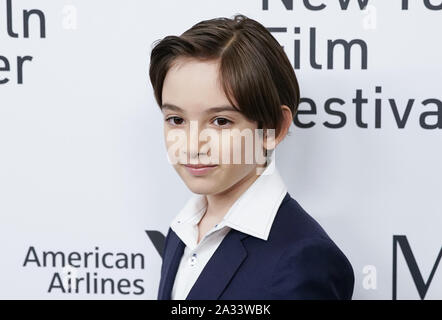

{"left": 188, "top": 253, "right": 197, "bottom": 267}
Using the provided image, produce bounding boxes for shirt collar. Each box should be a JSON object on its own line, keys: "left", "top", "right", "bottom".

{"left": 171, "top": 159, "right": 288, "bottom": 245}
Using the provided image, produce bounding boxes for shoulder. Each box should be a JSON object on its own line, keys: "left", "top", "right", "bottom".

{"left": 270, "top": 193, "right": 332, "bottom": 243}
{"left": 267, "top": 193, "right": 355, "bottom": 299}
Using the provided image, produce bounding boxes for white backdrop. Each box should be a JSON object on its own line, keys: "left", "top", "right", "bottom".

{"left": 0, "top": 0, "right": 440, "bottom": 300}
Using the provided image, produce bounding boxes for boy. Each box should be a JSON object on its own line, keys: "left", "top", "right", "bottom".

{"left": 149, "top": 14, "right": 354, "bottom": 300}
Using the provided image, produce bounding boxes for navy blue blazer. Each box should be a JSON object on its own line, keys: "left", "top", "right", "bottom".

{"left": 157, "top": 191, "right": 354, "bottom": 300}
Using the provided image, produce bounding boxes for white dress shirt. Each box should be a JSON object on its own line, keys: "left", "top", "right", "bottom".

{"left": 170, "top": 160, "right": 288, "bottom": 300}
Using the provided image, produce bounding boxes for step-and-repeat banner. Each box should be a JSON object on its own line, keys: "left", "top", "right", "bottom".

{"left": 0, "top": 0, "right": 440, "bottom": 299}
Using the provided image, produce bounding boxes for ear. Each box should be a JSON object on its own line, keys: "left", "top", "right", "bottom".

{"left": 262, "top": 105, "right": 293, "bottom": 151}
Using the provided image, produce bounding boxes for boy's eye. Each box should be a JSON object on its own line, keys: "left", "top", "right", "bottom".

{"left": 213, "top": 117, "right": 233, "bottom": 127}
{"left": 165, "top": 116, "right": 233, "bottom": 127}
{"left": 165, "top": 116, "right": 184, "bottom": 126}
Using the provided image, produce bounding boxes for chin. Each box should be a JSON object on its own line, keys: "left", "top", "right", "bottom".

{"left": 184, "top": 180, "right": 219, "bottom": 195}
{"left": 174, "top": 165, "right": 229, "bottom": 194}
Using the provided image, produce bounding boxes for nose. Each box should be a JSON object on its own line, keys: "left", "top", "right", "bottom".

{"left": 182, "top": 119, "right": 209, "bottom": 163}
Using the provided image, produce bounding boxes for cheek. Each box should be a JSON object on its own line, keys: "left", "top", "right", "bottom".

{"left": 163, "top": 128, "right": 174, "bottom": 160}
{"left": 164, "top": 127, "right": 188, "bottom": 165}
{"left": 217, "top": 129, "right": 258, "bottom": 164}
{"left": 163, "top": 126, "right": 171, "bottom": 145}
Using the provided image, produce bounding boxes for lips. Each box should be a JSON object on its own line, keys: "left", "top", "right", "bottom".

{"left": 183, "top": 164, "right": 218, "bottom": 168}
{"left": 182, "top": 163, "right": 218, "bottom": 176}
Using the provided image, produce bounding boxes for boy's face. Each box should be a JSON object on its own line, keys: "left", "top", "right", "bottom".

{"left": 161, "top": 57, "right": 267, "bottom": 195}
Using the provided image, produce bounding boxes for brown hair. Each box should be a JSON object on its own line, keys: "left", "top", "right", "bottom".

{"left": 149, "top": 13, "right": 300, "bottom": 141}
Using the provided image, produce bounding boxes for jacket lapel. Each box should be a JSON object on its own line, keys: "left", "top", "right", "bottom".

{"left": 157, "top": 230, "right": 185, "bottom": 300}
{"left": 159, "top": 192, "right": 291, "bottom": 300}
{"left": 185, "top": 228, "right": 250, "bottom": 300}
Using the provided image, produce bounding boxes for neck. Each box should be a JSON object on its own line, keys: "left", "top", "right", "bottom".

{"left": 204, "top": 163, "right": 267, "bottom": 220}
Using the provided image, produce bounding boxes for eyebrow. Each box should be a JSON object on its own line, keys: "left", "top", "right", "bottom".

{"left": 160, "top": 103, "right": 240, "bottom": 114}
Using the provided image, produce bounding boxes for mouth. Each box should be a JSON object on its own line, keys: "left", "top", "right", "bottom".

{"left": 182, "top": 164, "right": 218, "bottom": 176}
